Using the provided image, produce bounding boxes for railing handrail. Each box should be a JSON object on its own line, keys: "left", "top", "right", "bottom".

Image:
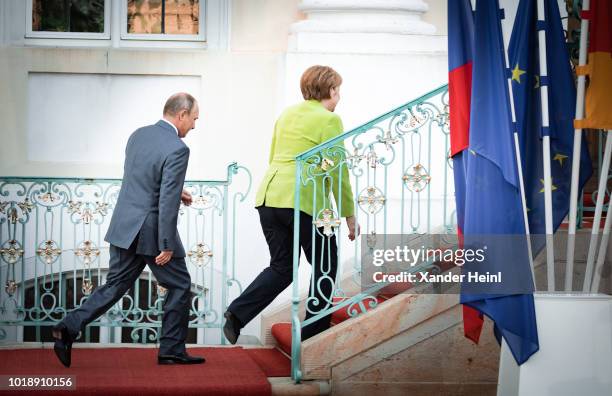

{"left": 0, "top": 162, "right": 242, "bottom": 186}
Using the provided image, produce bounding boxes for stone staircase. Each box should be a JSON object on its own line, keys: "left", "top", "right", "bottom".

{"left": 262, "top": 292, "right": 500, "bottom": 395}
{"left": 260, "top": 223, "right": 610, "bottom": 395}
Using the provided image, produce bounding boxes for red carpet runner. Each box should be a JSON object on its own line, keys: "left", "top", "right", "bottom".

{"left": 0, "top": 346, "right": 290, "bottom": 395}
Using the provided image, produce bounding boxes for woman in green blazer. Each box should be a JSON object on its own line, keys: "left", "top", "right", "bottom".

{"left": 223, "top": 66, "right": 358, "bottom": 343}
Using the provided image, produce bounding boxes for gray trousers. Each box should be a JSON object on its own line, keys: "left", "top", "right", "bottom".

{"left": 62, "top": 238, "right": 192, "bottom": 355}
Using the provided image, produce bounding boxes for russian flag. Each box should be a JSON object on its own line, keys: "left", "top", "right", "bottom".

{"left": 460, "top": 0, "right": 539, "bottom": 365}
{"left": 448, "top": 0, "right": 473, "bottom": 161}
{"left": 448, "top": 0, "right": 483, "bottom": 343}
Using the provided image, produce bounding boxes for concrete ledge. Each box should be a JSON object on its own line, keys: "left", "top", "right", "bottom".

{"left": 269, "top": 377, "right": 330, "bottom": 396}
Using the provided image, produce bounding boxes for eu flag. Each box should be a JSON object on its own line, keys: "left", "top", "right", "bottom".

{"left": 459, "top": 0, "right": 539, "bottom": 365}
{"left": 509, "top": 0, "right": 592, "bottom": 245}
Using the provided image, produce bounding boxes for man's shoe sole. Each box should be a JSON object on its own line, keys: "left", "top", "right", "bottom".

{"left": 53, "top": 344, "right": 71, "bottom": 368}
{"left": 157, "top": 358, "right": 205, "bottom": 365}
{"left": 52, "top": 324, "right": 72, "bottom": 368}
{"left": 223, "top": 312, "right": 239, "bottom": 344}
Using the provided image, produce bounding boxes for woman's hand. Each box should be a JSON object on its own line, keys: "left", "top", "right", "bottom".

{"left": 346, "top": 216, "right": 360, "bottom": 241}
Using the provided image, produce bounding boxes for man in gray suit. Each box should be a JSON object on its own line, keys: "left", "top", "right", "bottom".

{"left": 52, "top": 93, "right": 204, "bottom": 367}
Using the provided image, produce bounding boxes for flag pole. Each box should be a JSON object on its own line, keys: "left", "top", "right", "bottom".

{"left": 584, "top": 133, "right": 612, "bottom": 291}
{"left": 499, "top": 5, "right": 536, "bottom": 287}
{"left": 536, "top": 0, "right": 556, "bottom": 291}
{"left": 565, "top": 0, "right": 591, "bottom": 292}
{"left": 591, "top": 150, "right": 612, "bottom": 292}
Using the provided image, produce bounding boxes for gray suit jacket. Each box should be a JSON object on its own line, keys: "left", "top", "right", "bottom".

{"left": 105, "top": 120, "right": 190, "bottom": 257}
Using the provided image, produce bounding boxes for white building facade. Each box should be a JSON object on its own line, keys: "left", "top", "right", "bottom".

{"left": 0, "top": 0, "right": 450, "bottom": 343}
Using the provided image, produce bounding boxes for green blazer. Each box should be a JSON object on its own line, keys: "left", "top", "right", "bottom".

{"left": 255, "top": 100, "right": 355, "bottom": 218}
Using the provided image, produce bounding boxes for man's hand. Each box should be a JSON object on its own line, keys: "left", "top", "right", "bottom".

{"left": 155, "top": 250, "right": 173, "bottom": 266}
{"left": 346, "top": 216, "right": 360, "bottom": 241}
{"left": 181, "top": 189, "right": 193, "bottom": 206}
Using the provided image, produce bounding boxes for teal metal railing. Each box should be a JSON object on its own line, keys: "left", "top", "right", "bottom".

{"left": 0, "top": 163, "right": 251, "bottom": 345}
{"left": 290, "top": 85, "right": 453, "bottom": 381}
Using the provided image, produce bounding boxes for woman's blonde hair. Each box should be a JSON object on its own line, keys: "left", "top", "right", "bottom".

{"left": 300, "top": 65, "right": 342, "bottom": 101}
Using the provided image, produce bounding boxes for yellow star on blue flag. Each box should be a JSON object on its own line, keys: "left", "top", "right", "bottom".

{"left": 511, "top": 64, "right": 526, "bottom": 83}
{"left": 553, "top": 153, "right": 568, "bottom": 166}
{"left": 539, "top": 178, "right": 558, "bottom": 193}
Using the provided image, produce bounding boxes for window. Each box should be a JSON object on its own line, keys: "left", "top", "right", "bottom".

{"left": 19, "top": 0, "right": 226, "bottom": 48}
{"left": 123, "top": 0, "right": 205, "bottom": 41}
{"left": 26, "top": 0, "right": 111, "bottom": 39}
{"left": 22, "top": 275, "right": 198, "bottom": 343}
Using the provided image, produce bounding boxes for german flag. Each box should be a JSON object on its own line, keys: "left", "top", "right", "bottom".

{"left": 578, "top": 0, "right": 612, "bottom": 130}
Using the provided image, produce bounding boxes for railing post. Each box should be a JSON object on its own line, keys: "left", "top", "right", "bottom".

{"left": 291, "top": 159, "right": 303, "bottom": 382}
{"left": 221, "top": 180, "right": 229, "bottom": 345}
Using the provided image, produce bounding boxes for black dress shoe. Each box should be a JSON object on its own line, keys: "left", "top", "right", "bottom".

{"left": 223, "top": 311, "right": 241, "bottom": 345}
{"left": 158, "top": 352, "right": 205, "bottom": 365}
{"left": 52, "top": 323, "right": 75, "bottom": 368}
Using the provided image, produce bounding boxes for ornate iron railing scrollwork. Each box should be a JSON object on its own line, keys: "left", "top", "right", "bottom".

{"left": 0, "top": 163, "right": 251, "bottom": 345}
{"left": 290, "top": 85, "right": 453, "bottom": 382}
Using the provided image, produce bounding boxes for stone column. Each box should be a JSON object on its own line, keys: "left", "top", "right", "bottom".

{"left": 289, "top": 0, "right": 445, "bottom": 54}
{"left": 282, "top": 0, "right": 447, "bottom": 134}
